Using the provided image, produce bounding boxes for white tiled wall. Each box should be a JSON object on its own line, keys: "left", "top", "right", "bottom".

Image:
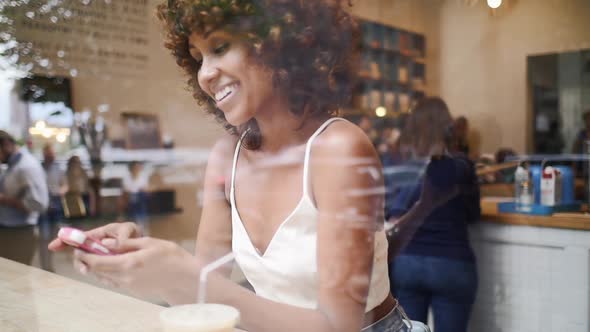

{"left": 469, "top": 223, "right": 590, "bottom": 332}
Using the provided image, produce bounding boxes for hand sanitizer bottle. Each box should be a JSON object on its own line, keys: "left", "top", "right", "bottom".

{"left": 515, "top": 164, "right": 533, "bottom": 212}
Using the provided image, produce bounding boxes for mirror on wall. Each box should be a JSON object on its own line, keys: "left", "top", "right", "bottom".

{"left": 528, "top": 49, "right": 590, "bottom": 155}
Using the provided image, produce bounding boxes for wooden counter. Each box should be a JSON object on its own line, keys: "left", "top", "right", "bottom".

{"left": 481, "top": 197, "right": 590, "bottom": 231}
{"left": 0, "top": 258, "right": 244, "bottom": 332}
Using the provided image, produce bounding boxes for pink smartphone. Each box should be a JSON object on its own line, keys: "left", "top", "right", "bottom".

{"left": 57, "top": 227, "right": 113, "bottom": 255}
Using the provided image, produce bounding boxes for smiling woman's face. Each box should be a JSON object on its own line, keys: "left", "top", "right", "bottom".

{"left": 189, "top": 31, "right": 277, "bottom": 127}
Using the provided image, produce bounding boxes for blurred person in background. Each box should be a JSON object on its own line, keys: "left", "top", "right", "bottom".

{"left": 572, "top": 110, "right": 590, "bottom": 155}
{"left": 120, "top": 161, "right": 149, "bottom": 222}
{"left": 38, "top": 143, "right": 65, "bottom": 271}
{"left": 0, "top": 131, "right": 48, "bottom": 265}
{"left": 571, "top": 110, "right": 590, "bottom": 176}
{"left": 494, "top": 148, "right": 517, "bottom": 183}
{"left": 64, "top": 155, "right": 96, "bottom": 218}
{"left": 41, "top": 144, "right": 65, "bottom": 225}
{"left": 376, "top": 124, "right": 401, "bottom": 158}
{"left": 358, "top": 115, "right": 379, "bottom": 145}
{"left": 450, "top": 116, "right": 470, "bottom": 157}
{"left": 385, "top": 97, "right": 480, "bottom": 332}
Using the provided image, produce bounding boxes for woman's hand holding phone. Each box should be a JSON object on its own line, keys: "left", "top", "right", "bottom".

{"left": 48, "top": 221, "right": 195, "bottom": 301}
{"left": 48, "top": 222, "right": 143, "bottom": 278}
{"left": 48, "top": 222, "right": 142, "bottom": 253}
{"left": 57, "top": 227, "right": 113, "bottom": 255}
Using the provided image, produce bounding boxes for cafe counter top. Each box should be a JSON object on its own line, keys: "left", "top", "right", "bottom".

{"left": 0, "top": 257, "right": 245, "bottom": 332}
{"left": 480, "top": 197, "right": 590, "bottom": 231}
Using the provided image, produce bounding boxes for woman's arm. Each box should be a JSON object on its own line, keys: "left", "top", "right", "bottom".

{"left": 191, "top": 136, "right": 236, "bottom": 275}
{"left": 313, "top": 123, "right": 385, "bottom": 331}
{"left": 463, "top": 159, "right": 481, "bottom": 224}
{"left": 385, "top": 200, "right": 431, "bottom": 259}
{"left": 76, "top": 126, "right": 382, "bottom": 332}
{"left": 71, "top": 136, "right": 238, "bottom": 303}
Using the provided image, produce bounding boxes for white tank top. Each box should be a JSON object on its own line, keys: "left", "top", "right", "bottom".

{"left": 230, "top": 117, "right": 390, "bottom": 312}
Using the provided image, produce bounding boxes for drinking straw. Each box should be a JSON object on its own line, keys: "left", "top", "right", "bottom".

{"left": 198, "top": 252, "right": 235, "bottom": 304}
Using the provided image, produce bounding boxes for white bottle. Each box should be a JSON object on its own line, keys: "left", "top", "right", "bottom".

{"left": 540, "top": 166, "right": 562, "bottom": 206}
{"left": 514, "top": 166, "right": 526, "bottom": 204}
{"left": 514, "top": 165, "right": 533, "bottom": 211}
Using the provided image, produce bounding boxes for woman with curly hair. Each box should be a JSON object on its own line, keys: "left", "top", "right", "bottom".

{"left": 50, "top": 1, "right": 434, "bottom": 331}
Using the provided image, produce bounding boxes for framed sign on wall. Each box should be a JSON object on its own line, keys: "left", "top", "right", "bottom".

{"left": 121, "top": 112, "right": 162, "bottom": 149}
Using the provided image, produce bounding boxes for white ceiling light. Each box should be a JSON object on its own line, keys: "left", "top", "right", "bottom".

{"left": 56, "top": 132, "right": 67, "bottom": 143}
{"left": 375, "top": 106, "right": 387, "bottom": 118}
{"left": 487, "top": 0, "right": 502, "bottom": 9}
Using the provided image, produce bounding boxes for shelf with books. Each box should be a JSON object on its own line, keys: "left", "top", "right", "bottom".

{"left": 352, "top": 19, "right": 426, "bottom": 118}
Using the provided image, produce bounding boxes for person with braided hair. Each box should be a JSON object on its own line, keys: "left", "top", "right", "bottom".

{"left": 50, "top": 1, "right": 436, "bottom": 330}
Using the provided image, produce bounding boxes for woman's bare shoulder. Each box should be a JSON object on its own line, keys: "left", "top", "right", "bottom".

{"left": 312, "top": 119, "right": 378, "bottom": 160}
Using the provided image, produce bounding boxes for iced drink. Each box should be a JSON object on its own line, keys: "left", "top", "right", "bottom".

{"left": 160, "top": 304, "right": 240, "bottom": 332}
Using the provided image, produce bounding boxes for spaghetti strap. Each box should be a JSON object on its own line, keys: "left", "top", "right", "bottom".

{"left": 230, "top": 118, "right": 346, "bottom": 206}
{"left": 302, "top": 117, "right": 347, "bottom": 198}
{"left": 230, "top": 130, "right": 249, "bottom": 207}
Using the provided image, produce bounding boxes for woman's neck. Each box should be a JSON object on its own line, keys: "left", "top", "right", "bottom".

{"left": 253, "top": 106, "right": 330, "bottom": 154}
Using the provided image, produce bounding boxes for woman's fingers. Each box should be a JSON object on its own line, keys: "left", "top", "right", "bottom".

{"left": 74, "top": 238, "right": 154, "bottom": 274}
{"left": 85, "top": 222, "right": 141, "bottom": 242}
{"left": 49, "top": 222, "right": 141, "bottom": 252}
{"left": 70, "top": 238, "right": 186, "bottom": 300}
{"left": 106, "top": 237, "right": 152, "bottom": 253}
{"left": 72, "top": 252, "right": 90, "bottom": 278}
{"left": 74, "top": 249, "right": 131, "bottom": 273}
{"left": 73, "top": 251, "right": 123, "bottom": 287}
{"left": 48, "top": 238, "right": 67, "bottom": 251}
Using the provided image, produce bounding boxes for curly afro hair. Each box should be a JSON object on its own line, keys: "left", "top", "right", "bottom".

{"left": 157, "top": 0, "right": 360, "bottom": 149}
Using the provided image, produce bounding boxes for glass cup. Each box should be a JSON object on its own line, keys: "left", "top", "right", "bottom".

{"left": 160, "top": 303, "right": 240, "bottom": 332}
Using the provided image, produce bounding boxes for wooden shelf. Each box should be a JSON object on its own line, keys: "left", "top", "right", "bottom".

{"left": 350, "top": 19, "right": 426, "bottom": 116}
{"left": 356, "top": 76, "right": 411, "bottom": 89}
{"left": 481, "top": 197, "right": 590, "bottom": 231}
{"left": 361, "top": 44, "right": 422, "bottom": 58}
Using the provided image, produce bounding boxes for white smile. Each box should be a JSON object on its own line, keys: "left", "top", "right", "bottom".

{"left": 214, "top": 83, "right": 239, "bottom": 103}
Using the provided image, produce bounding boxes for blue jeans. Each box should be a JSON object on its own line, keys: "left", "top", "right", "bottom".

{"left": 39, "top": 195, "right": 63, "bottom": 226}
{"left": 127, "top": 192, "right": 148, "bottom": 221}
{"left": 391, "top": 255, "right": 477, "bottom": 332}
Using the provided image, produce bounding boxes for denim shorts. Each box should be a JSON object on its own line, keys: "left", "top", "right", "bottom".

{"left": 362, "top": 303, "right": 430, "bottom": 332}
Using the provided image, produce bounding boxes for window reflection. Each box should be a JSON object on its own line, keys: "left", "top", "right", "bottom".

{"left": 0, "top": 1, "right": 589, "bottom": 332}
